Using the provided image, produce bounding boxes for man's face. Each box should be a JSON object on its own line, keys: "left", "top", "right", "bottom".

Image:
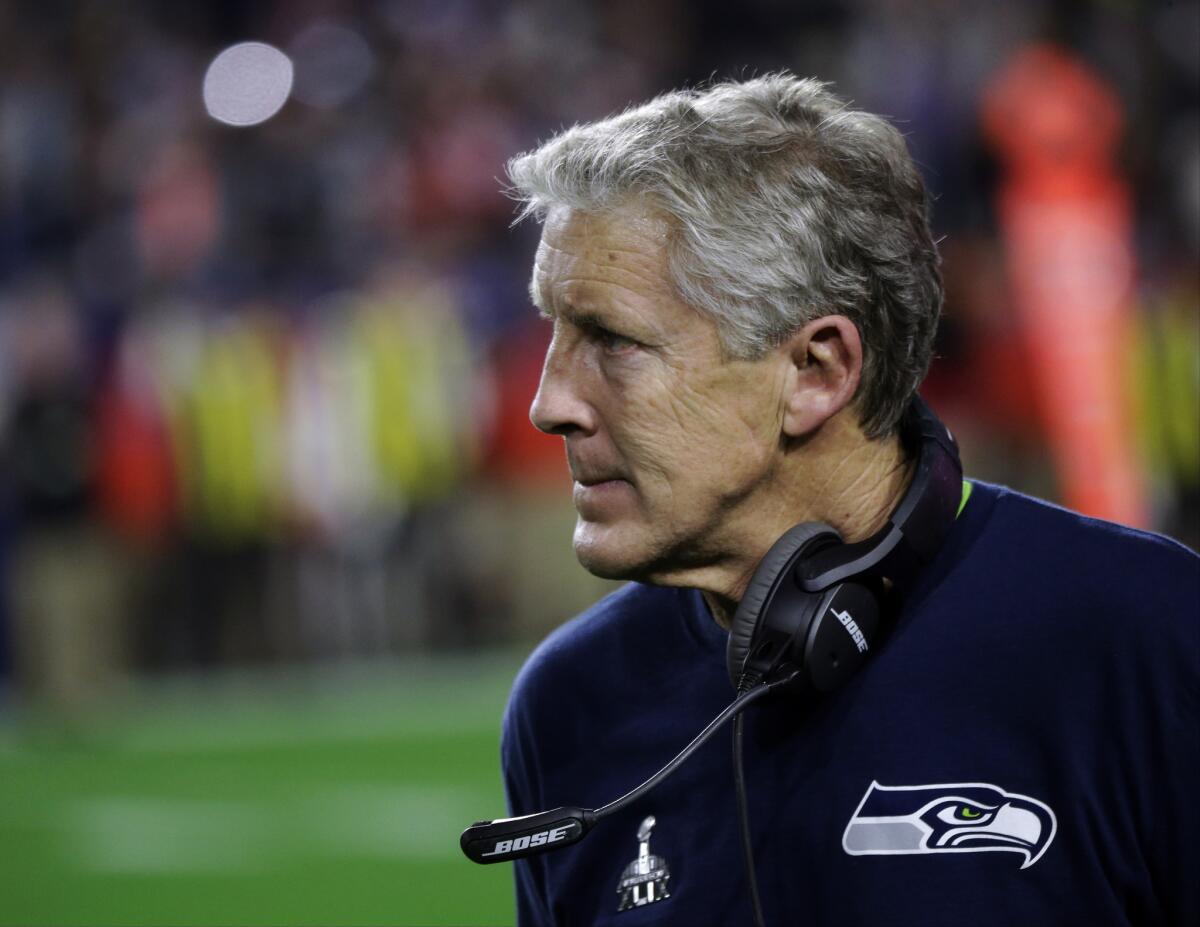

{"left": 529, "top": 205, "right": 791, "bottom": 583}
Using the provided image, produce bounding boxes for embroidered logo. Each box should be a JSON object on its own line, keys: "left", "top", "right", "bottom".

{"left": 616, "top": 815, "right": 672, "bottom": 912}
{"left": 842, "top": 781, "right": 1057, "bottom": 869}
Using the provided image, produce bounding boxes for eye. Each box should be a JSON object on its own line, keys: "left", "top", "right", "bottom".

{"left": 936, "top": 803, "right": 994, "bottom": 825}
{"left": 592, "top": 327, "right": 638, "bottom": 354}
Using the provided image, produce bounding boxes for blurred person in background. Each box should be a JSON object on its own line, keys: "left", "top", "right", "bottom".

{"left": 492, "top": 74, "right": 1199, "bottom": 926}
{"left": 1, "top": 275, "right": 133, "bottom": 710}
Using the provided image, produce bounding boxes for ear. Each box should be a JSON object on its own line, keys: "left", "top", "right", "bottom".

{"left": 780, "top": 315, "right": 863, "bottom": 438}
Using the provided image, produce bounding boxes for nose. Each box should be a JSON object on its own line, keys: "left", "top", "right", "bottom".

{"left": 529, "top": 333, "right": 596, "bottom": 437}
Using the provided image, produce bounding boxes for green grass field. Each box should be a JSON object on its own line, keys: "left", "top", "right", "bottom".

{"left": 0, "top": 652, "right": 526, "bottom": 926}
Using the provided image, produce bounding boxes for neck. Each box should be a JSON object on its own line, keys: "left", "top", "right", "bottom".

{"left": 699, "top": 412, "right": 913, "bottom": 630}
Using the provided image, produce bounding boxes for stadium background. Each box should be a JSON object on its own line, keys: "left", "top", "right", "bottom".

{"left": 0, "top": 1, "right": 1196, "bottom": 924}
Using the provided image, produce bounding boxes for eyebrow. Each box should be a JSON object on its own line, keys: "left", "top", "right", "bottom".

{"left": 529, "top": 283, "right": 617, "bottom": 331}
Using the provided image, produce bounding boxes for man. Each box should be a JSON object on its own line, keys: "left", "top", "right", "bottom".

{"left": 496, "top": 74, "right": 1198, "bottom": 926}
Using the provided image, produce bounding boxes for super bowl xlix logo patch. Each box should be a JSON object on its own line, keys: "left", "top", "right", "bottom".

{"left": 843, "top": 781, "right": 1057, "bottom": 869}
{"left": 616, "top": 815, "right": 671, "bottom": 912}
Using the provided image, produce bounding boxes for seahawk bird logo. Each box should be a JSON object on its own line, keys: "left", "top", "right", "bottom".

{"left": 843, "top": 781, "right": 1057, "bottom": 869}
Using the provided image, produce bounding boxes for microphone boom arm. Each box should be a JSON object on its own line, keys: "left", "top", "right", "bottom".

{"left": 460, "top": 670, "right": 797, "bottom": 864}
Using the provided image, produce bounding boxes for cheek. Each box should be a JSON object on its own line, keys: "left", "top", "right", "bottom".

{"left": 599, "top": 337, "right": 784, "bottom": 474}
{"left": 605, "top": 400, "right": 681, "bottom": 483}
{"left": 672, "top": 369, "right": 779, "bottom": 450}
{"left": 612, "top": 372, "right": 777, "bottom": 484}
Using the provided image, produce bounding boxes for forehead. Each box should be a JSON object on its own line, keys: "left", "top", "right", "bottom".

{"left": 539, "top": 204, "right": 671, "bottom": 255}
{"left": 531, "top": 205, "right": 679, "bottom": 319}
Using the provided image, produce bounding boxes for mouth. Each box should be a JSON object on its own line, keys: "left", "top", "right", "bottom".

{"left": 574, "top": 476, "right": 629, "bottom": 487}
{"left": 569, "top": 461, "right": 632, "bottom": 486}
{"left": 571, "top": 475, "right": 634, "bottom": 516}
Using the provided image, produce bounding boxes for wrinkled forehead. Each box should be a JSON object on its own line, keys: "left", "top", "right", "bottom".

{"left": 529, "top": 204, "right": 681, "bottom": 323}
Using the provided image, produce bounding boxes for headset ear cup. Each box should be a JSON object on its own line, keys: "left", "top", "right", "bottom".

{"left": 726, "top": 522, "right": 841, "bottom": 689}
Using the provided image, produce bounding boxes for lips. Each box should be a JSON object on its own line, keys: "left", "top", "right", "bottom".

{"left": 568, "top": 458, "right": 630, "bottom": 487}
{"left": 567, "top": 450, "right": 631, "bottom": 494}
{"left": 571, "top": 471, "right": 634, "bottom": 517}
{"left": 574, "top": 475, "right": 627, "bottom": 487}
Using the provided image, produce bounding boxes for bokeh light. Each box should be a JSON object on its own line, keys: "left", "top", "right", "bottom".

{"left": 202, "top": 41, "right": 294, "bottom": 127}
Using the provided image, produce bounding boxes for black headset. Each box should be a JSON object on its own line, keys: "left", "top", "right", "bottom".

{"left": 727, "top": 394, "right": 963, "bottom": 697}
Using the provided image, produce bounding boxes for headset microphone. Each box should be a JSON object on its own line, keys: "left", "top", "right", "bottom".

{"left": 460, "top": 669, "right": 799, "bottom": 864}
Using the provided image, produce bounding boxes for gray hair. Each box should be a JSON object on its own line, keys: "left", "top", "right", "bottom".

{"left": 506, "top": 73, "right": 942, "bottom": 438}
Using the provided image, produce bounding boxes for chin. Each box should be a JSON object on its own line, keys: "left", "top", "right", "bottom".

{"left": 572, "top": 519, "right": 659, "bottom": 581}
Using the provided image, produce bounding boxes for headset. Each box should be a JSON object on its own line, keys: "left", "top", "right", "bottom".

{"left": 461, "top": 395, "right": 963, "bottom": 921}
{"left": 726, "top": 394, "right": 962, "bottom": 697}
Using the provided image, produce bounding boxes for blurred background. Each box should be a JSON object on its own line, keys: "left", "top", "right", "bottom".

{"left": 0, "top": 0, "right": 1196, "bottom": 924}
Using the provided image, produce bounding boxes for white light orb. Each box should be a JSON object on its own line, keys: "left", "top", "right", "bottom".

{"left": 203, "top": 41, "right": 294, "bottom": 127}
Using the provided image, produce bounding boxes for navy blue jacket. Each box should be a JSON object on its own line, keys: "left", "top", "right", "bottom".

{"left": 501, "top": 481, "right": 1200, "bottom": 926}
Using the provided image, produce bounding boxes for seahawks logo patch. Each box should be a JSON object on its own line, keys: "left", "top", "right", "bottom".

{"left": 843, "top": 781, "right": 1057, "bottom": 869}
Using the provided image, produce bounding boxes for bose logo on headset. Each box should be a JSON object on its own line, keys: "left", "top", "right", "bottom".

{"left": 833, "top": 607, "right": 868, "bottom": 654}
{"left": 480, "top": 825, "right": 574, "bottom": 858}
